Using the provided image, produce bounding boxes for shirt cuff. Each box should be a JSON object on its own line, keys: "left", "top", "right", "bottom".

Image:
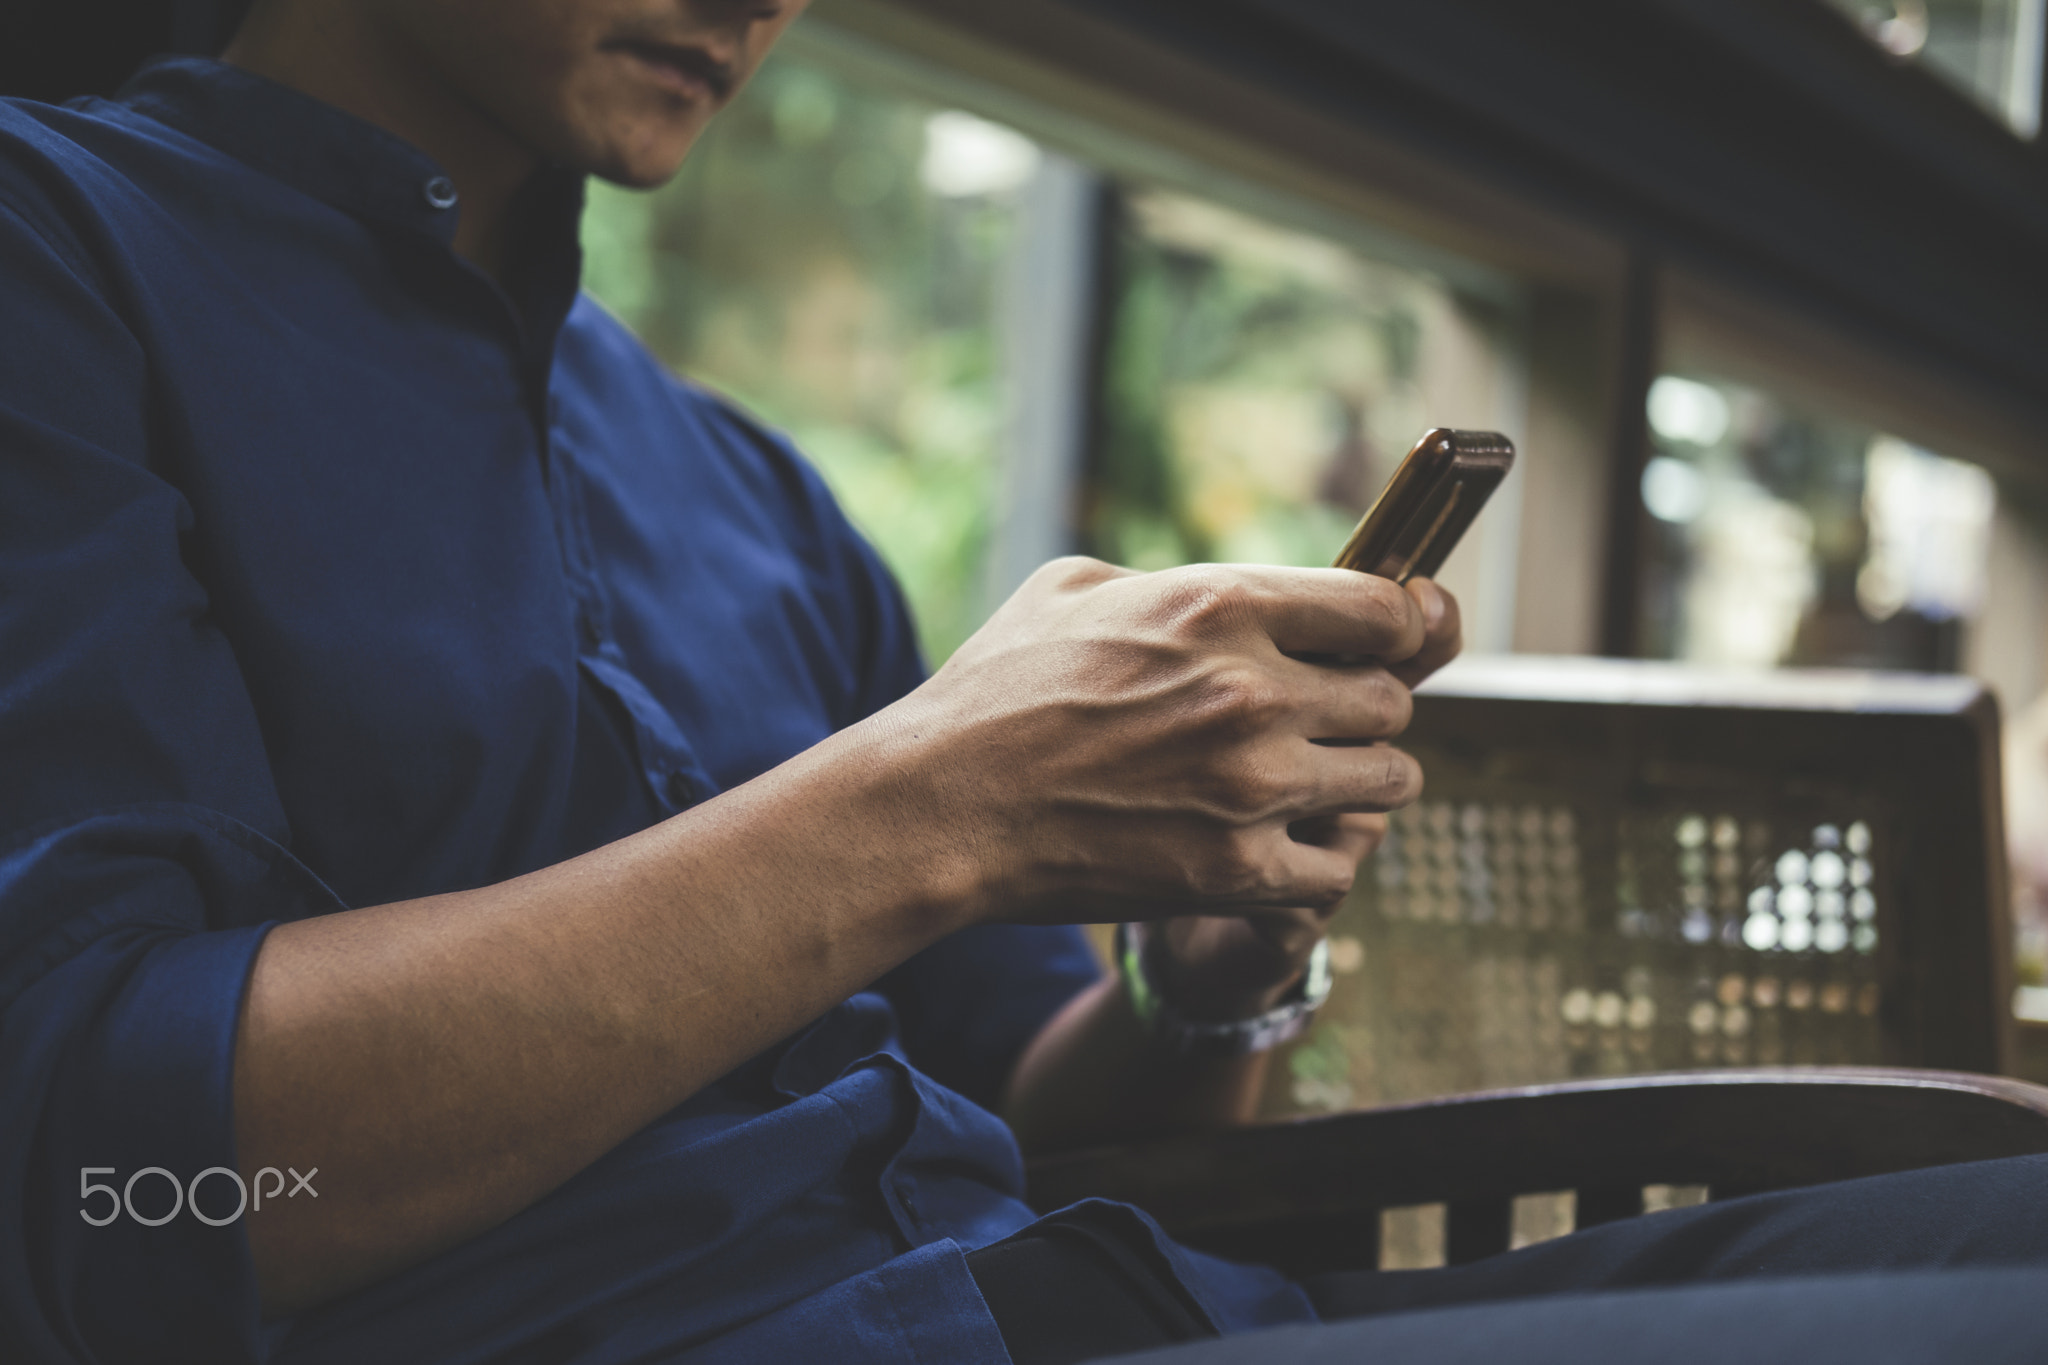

{"left": 2, "top": 806, "right": 341, "bottom": 1364}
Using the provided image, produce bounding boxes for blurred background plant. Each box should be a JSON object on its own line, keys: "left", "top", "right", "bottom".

{"left": 1090, "top": 191, "right": 1436, "bottom": 575}
{"left": 580, "top": 48, "right": 1514, "bottom": 664}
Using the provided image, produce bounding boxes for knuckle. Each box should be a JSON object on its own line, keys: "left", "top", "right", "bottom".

{"left": 1365, "top": 668, "right": 1415, "bottom": 736}
{"left": 1150, "top": 566, "right": 1255, "bottom": 638}
{"left": 1354, "top": 575, "right": 1418, "bottom": 650}
{"left": 1239, "top": 762, "right": 1297, "bottom": 821}
{"left": 1202, "top": 828, "right": 1275, "bottom": 900}
{"left": 1035, "top": 554, "right": 1116, "bottom": 591}
{"left": 1193, "top": 749, "right": 1290, "bottom": 826}
{"left": 1195, "top": 667, "right": 1288, "bottom": 739}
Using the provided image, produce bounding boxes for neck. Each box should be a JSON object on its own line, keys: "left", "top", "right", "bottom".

{"left": 223, "top": 3, "right": 536, "bottom": 276}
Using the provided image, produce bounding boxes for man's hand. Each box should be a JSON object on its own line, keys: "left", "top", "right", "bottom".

{"left": 998, "top": 574, "right": 1461, "bottom": 1151}
{"left": 896, "top": 561, "right": 1456, "bottom": 930}
{"left": 1147, "top": 577, "right": 1462, "bottom": 1021}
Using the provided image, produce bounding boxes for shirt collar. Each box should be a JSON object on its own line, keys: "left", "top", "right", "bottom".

{"left": 114, "top": 55, "right": 587, "bottom": 361}
{"left": 115, "top": 56, "right": 476, "bottom": 246}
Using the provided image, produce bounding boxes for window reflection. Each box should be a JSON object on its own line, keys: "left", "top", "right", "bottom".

{"left": 1089, "top": 189, "right": 1517, "bottom": 580}
{"left": 1635, "top": 374, "right": 1994, "bottom": 671}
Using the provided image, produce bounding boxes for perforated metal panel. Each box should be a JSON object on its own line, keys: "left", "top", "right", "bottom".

{"left": 1260, "top": 657, "right": 2003, "bottom": 1119}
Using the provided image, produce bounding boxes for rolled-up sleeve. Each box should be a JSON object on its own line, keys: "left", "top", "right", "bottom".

{"left": 0, "top": 199, "right": 341, "bottom": 1362}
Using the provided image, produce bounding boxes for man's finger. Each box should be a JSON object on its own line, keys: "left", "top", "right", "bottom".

{"left": 1279, "top": 657, "right": 1414, "bottom": 742}
{"left": 1140, "top": 564, "right": 1426, "bottom": 663}
{"left": 1292, "top": 811, "right": 1387, "bottom": 865}
{"left": 1388, "top": 577, "right": 1462, "bottom": 688}
{"left": 1292, "top": 741, "right": 1423, "bottom": 819}
{"left": 1124, "top": 822, "right": 1373, "bottom": 920}
{"left": 1247, "top": 834, "right": 1366, "bottom": 913}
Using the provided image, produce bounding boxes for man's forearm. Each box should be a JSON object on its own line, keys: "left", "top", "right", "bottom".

{"left": 234, "top": 711, "right": 973, "bottom": 1318}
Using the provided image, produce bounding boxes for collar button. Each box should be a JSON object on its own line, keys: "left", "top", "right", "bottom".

{"left": 422, "top": 176, "right": 459, "bottom": 210}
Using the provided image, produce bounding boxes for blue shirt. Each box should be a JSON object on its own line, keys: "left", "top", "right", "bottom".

{"left": 0, "top": 58, "right": 1314, "bottom": 1364}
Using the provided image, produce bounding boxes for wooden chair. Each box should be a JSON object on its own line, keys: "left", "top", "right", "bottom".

{"left": 1033, "top": 659, "right": 2038, "bottom": 1279}
{"left": 1029, "top": 1067, "right": 2048, "bottom": 1278}
{"left": 1249, "top": 655, "right": 2014, "bottom": 1126}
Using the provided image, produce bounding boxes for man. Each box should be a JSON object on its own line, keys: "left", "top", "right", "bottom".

{"left": 0, "top": 4, "right": 2042, "bottom": 1364}
{"left": 0, "top": 1, "right": 1451, "bottom": 1358}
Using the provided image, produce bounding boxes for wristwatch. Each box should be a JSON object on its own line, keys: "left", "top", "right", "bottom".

{"left": 1113, "top": 921, "right": 1333, "bottom": 1057}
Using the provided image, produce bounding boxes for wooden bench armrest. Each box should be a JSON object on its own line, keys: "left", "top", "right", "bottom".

{"left": 1025, "top": 1067, "right": 2048, "bottom": 1273}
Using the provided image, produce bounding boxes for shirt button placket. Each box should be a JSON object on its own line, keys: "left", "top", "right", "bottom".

{"left": 892, "top": 1177, "right": 924, "bottom": 1241}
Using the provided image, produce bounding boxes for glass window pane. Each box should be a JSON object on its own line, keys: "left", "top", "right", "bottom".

{"left": 586, "top": 64, "right": 1528, "bottom": 663}
{"left": 581, "top": 56, "right": 1038, "bottom": 663}
{"left": 1634, "top": 373, "right": 1995, "bottom": 670}
{"left": 1091, "top": 188, "right": 1524, "bottom": 607}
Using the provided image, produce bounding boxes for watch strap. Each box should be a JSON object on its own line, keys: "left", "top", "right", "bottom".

{"left": 1113, "top": 921, "right": 1332, "bottom": 1057}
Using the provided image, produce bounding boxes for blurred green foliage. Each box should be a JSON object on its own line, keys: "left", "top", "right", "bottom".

{"left": 583, "top": 54, "right": 1465, "bottom": 664}
{"left": 1091, "top": 192, "right": 1437, "bottom": 574}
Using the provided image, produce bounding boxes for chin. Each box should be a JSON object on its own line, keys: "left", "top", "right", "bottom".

{"left": 559, "top": 113, "right": 703, "bottom": 189}
{"left": 600, "top": 148, "right": 692, "bottom": 188}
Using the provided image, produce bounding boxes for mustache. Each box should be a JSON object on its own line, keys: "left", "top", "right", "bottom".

{"left": 604, "top": 35, "right": 738, "bottom": 100}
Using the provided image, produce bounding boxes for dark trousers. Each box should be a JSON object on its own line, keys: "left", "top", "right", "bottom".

{"left": 971, "top": 1153, "right": 2048, "bottom": 1365}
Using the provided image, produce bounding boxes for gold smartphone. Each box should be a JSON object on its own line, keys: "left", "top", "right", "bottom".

{"left": 1332, "top": 429, "right": 1516, "bottom": 582}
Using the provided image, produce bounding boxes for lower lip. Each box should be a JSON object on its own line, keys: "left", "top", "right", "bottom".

{"left": 617, "top": 48, "right": 715, "bottom": 102}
